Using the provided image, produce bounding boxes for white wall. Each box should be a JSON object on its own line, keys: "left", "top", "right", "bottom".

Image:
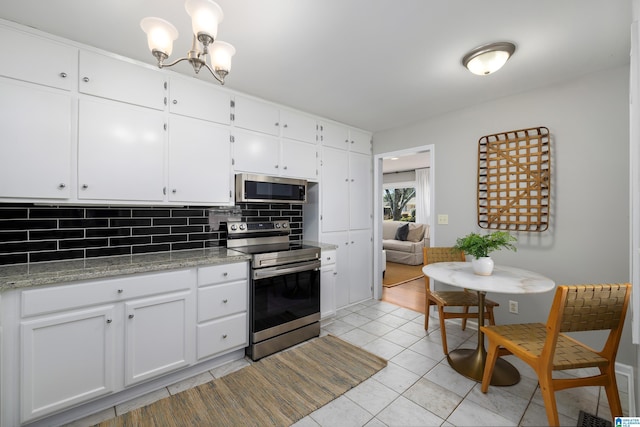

{"left": 373, "top": 66, "right": 635, "bottom": 367}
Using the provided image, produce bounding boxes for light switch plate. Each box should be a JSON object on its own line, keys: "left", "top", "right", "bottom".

{"left": 437, "top": 214, "right": 448, "bottom": 225}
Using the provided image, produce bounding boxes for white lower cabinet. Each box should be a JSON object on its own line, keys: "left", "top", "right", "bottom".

{"left": 20, "top": 305, "right": 117, "bottom": 423}
{"left": 320, "top": 250, "right": 337, "bottom": 319}
{"left": 17, "top": 269, "right": 195, "bottom": 423}
{"left": 124, "top": 290, "right": 194, "bottom": 386}
{"left": 196, "top": 263, "right": 249, "bottom": 360}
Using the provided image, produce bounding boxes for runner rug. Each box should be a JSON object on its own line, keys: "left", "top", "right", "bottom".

{"left": 97, "top": 335, "right": 387, "bottom": 427}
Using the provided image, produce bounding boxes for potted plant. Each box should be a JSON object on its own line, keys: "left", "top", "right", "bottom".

{"left": 453, "top": 231, "right": 517, "bottom": 275}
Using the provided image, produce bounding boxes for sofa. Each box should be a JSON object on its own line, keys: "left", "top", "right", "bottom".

{"left": 382, "top": 221, "right": 430, "bottom": 265}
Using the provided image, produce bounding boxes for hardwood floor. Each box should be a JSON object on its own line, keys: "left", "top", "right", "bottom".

{"left": 381, "top": 277, "right": 426, "bottom": 314}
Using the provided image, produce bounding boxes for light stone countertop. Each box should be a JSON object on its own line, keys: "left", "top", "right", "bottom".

{"left": 0, "top": 248, "right": 251, "bottom": 291}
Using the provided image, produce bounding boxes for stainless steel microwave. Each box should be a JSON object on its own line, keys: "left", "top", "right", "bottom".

{"left": 235, "top": 174, "right": 307, "bottom": 204}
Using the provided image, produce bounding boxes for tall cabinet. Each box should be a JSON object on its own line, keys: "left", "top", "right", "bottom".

{"left": 317, "top": 122, "right": 373, "bottom": 308}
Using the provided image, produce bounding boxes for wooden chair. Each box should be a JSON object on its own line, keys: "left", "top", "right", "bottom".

{"left": 481, "top": 283, "right": 632, "bottom": 427}
{"left": 423, "top": 247, "right": 499, "bottom": 354}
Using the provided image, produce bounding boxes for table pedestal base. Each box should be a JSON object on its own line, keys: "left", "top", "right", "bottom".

{"left": 447, "top": 348, "right": 520, "bottom": 386}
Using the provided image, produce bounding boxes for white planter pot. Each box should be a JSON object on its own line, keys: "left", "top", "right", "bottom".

{"left": 472, "top": 257, "right": 494, "bottom": 276}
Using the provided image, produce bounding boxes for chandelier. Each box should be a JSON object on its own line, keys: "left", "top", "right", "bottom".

{"left": 140, "top": 0, "right": 236, "bottom": 85}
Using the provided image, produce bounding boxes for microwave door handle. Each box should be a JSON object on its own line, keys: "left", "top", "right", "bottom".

{"left": 253, "top": 260, "right": 320, "bottom": 280}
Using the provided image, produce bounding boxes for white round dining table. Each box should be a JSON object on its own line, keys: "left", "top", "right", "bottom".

{"left": 422, "top": 261, "right": 555, "bottom": 386}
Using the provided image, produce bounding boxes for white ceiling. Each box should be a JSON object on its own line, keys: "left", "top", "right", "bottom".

{"left": 0, "top": 1, "right": 631, "bottom": 133}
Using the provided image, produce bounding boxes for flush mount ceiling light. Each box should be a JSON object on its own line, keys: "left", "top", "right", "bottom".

{"left": 141, "top": 0, "right": 235, "bottom": 85}
{"left": 462, "top": 42, "right": 516, "bottom": 76}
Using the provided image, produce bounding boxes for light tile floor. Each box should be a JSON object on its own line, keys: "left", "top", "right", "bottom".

{"left": 70, "top": 299, "right": 629, "bottom": 427}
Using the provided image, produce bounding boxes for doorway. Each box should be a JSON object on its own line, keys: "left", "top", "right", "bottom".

{"left": 372, "top": 145, "right": 435, "bottom": 301}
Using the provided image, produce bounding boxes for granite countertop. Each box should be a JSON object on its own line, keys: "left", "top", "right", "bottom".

{"left": 0, "top": 248, "right": 251, "bottom": 291}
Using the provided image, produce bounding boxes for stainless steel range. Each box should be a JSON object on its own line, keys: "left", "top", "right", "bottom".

{"left": 226, "top": 220, "right": 321, "bottom": 360}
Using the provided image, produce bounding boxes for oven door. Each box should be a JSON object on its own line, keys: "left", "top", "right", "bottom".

{"left": 251, "top": 259, "right": 321, "bottom": 343}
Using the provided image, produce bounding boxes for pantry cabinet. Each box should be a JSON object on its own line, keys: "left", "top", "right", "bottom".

{"left": 320, "top": 250, "right": 337, "bottom": 318}
{"left": 0, "top": 80, "right": 72, "bottom": 200}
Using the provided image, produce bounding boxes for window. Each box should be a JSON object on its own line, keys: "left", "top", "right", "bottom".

{"left": 383, "top": 186, "right": 416, "bottom": 222}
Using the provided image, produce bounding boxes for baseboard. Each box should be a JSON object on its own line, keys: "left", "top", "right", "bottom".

{"left": 615, "top": 362, "right": 636, "bottom": 416}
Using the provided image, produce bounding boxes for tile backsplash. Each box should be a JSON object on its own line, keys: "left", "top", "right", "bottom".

{"left": 0, "top": 203, "right": 303, "bottom": 266}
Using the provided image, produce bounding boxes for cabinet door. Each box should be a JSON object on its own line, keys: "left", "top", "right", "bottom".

{"left": 320, "top": 265, "right": 336, "bottom": 319}
{"left": 124, "top": 290, "right": 194, "bottom": 386}
{"left": 349, "top": 152, "right": 373, "bottom": 229}
{"left": 349, "top": 129, "right": 371, "bottom": 154}
{"left": 348, "top": 229, "right": 373, "bottom": 304}
{"left": 321, "top": 147, "right": 349, "bottom": 232}
{"left": 233, "top": 96, "right": 280, "bottom": 136}
{"left": 281, "top": 139, "right": 317, "bottom": 180}
{"left": 320, "top": 122, "right": 349, "bottom": 150}
{"left": 232, "top": 130, "right": 280, "bottom": 175}
{"left": 280, "top": 109, "right": 317, "bottom": 143}
{"left": 169, "top": 76, "right": 230, "bottom": 124}
{"left": 79, "top": 50, "right": 166, "bottom": 110}
{"left": 0, "top": 81, "right": 71, "bottom": 199}
{"left": 319, "top": 232, "right": 349, "bottom": 309}
{"left": 78, "top": 98, "right": 165, "bottom": 202}
{"left": 0, "top": 26, "right": 76, "bottom": 90}
{"left": 168, "top": 115, "right": 232, "bottom": 205}
{"left": 20, "top": 305, "right": 116, "bottom": 422}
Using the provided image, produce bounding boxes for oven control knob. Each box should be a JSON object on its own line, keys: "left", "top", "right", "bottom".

{"left": 275, "top": 223, "right": 280, "bottom": 228}
{"left": 239, "top": 224, "right": 246, "bottom": 230}
{"left": 282, "top": 223, "right": 288, "bottom": 228}
{"left": 230, "top": 224, "right": 237, "bottom": 231}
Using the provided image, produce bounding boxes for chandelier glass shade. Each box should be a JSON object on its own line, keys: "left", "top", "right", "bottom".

{"left": 462, "top": 42, "right": 515, "bottom": 76}
{"left": 140, "top": 0, "right": 235, "bottom": 84}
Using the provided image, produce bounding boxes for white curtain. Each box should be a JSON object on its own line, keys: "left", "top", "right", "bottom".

{"left": 415, "top": 167, "right": 430, "bottom": 225}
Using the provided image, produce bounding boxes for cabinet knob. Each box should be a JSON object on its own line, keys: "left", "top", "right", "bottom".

{"left": 275, "top": 122, "right": 279, "bottom": 127}
{"left": 283, "top": 166, "right": 288, "bottom": 170}
{"left": 275, "top": 165, "right": 279, "bottom": 169}
{"left": 82, "top": 77, "right": 89, "bottom": 83}
{"left": 344, "top": 139, "right": 349, "bottom": 143}
{"left": 222, "top": 299, "right": 228, "bottom": 304}
{"left": 222, "top": 334, "right": 228, "bottom": 339}
{"left": 173, "top": 99, "right": 178, "bottom": 104}
{"left": 283, "top": 124, "right": 288, "bottom": 128}
{"left": 350, "top": 140, "right": 354, "bottom": 144}
{"left": 59, "top": 72, "right": 67, "bottom": 78}
{"left": 128, "top": 314, "right": 134, "bottom": 319}
{"left": 117, "top": 289, "right": 123, "bottom": 293}
{"left": 172, "top": 189, "right": 177, "bottom": 194}
{"left": 58, "top": 183, "right": 66, "bottom": 189}
{"left": 223, "top": 272, "right": 228, "bottom": 276}
{"left": 82, "top": 184, "right": 88, "bottom": 189}
{"left": 106, "top": 319, "right": 112, "bottom": 324}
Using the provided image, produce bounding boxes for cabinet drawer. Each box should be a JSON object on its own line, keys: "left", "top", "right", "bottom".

{"left": 196, "top": 313, "right": 248, "bottom": 360}
{"left": 198, "top": 262, "right": 247, "bottom": 286}
{"left": 321, "top": 250, "right": 337, "bottom": 266}
{"left": 198, "top": 281, "right": 247, "bottom": 322}
{"left": 22, "top": 269, "right": 194, "bottom": 317}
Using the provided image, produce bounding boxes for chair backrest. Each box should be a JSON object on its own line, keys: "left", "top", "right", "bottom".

{"left": 544, "top": 284, "right": 631, "bottom": 364}
{"left": 423, "top": 247, "right": 465, "bottom": 292}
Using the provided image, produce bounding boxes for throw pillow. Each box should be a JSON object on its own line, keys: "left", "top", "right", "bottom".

{"left": 406, "top": 223, "right": 425, "bottom": 242}
{"left": 394, "top": 223, "right": 409, "bottom": 241}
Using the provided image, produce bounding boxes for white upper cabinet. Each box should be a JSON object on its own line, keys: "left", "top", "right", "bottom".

{"left": 321, "top": 147, "right": 350, "bottom": 232}
{"left": 78, "top": 98, "right": 165, "bottom": 202}
{"left": 233, "top": 96, "right": 280, "bottom": 136}
{"left": 349, "top": 152, "right": 373, "bottom": 229}
{"left": 320, "top": 122, "right": 350, "bottom": 150}
{"left": 349, "top": 128, "right": 372, "bottom": 154}
{"left": 0, "top": 26, "right": 76, "bottom": 90}
{"left": 168, "top": 115, "right": 232, "bottom": 205}
{"left": 79, "top": 50, "right": 166, "bottom": 110}
{"left": 232, "top": 130, "right": 280, "bottom": 175}
{"left": 169, "top": 75, "right": 231, "bottom": 125}
{"left": 280, "top": 109, "right": 317, "bottom": 143}
{"left": 0, "top": 81, "right": 72, "bottom": 200}
{"left": 281, "top": 139, "right": 318, "bottom": 180}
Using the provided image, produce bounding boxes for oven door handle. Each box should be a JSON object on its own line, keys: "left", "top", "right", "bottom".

{"left": 252, "top": 260, "right": 321, "bottom": 280}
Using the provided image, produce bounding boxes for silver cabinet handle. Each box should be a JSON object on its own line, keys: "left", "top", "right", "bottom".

{"left": 82, "top": 184, "right": 88, "bottom": 189}
{"left": 117, "top": 289, "right": 123, "bottom": 293}
{"left": 82, "top": 77, "right": 89, "bottom": 82}
{"left": 275, "top": 165, "right": 279, "bottom": 169}
{"left": 275, "top": 122, "right": 279, "bottom": 126}
{"left": 58, "top": 183, "right": 66, "bottom": 189}
{"left": 128, "top": 314, "right": 134, "bottom": 319}
{"left": 283, "top": 166, "right": 288, "bottom": 170}
{"left": 172, "top": 99, "right": 178, "bottom": 104}
{"left": 172, "top": 189, "right": 177, "bottom": 194}
{"left": 106, "top": 319, "right": 112, "bottom": 324}
{"left": 223, "top": 299, "right": 228, "bottom": 303}
{"left": 283, "top": 124, "right": 288, "bottom": 128}
{"left": 223, "top": 272, "right": 228, "bottom": 276}
{"left": 59, "top": 72, "right": 67, "bottom": 78}
{"left": 222, "top": 334, "right": 228, "bottom": 339}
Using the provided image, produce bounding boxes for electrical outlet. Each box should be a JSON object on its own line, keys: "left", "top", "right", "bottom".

{"left": 509, "top": 300, "right": 518, "bottom": 314}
